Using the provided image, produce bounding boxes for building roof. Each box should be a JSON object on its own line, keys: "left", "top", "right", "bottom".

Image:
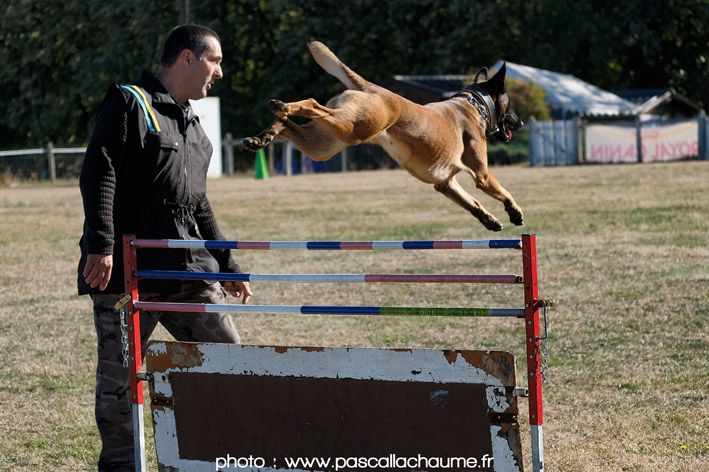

{"left": 389, "top": 75, "right": 473, "bottom": 97}
{"left": 613, "top": 87, "right": 703, "bottom": 117}
{"left": 384, "top": 63, "right": 637, "bottom": 118}
{"left": 491, "top": 61, "right": 636, "bottom": 118}
{"left": 383, "top": 63, "right": 703, "bottom": 119}
{"left": 380, "top": 75, "right": 473, "bottom": 105}
{"left": 614, "top": 87, "right": 674, "bottom": 105}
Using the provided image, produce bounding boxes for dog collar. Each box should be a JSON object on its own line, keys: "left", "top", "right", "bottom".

{"left": 454, "top": 89, "right": 499, "bottom": 136}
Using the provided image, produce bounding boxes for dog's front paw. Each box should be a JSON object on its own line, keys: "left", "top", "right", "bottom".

{"left": 509, "top": 209, "right": 524, "bottom": 226}
{"left": 267, "top": 99, "right": 288, "bottom": 116}
{"left": 482, "top": 216, "right": 503, "bottom": 232}
{"left": 505, "top": 203, "right": 524, "bottom": 226}
{"left": 487, "top": 221, "right": 503, "bottom": 232}
{"left": 242, "top": 137, "right": 263, "bottom": 151}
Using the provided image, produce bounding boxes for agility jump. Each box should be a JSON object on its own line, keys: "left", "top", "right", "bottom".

{"left": 120, "top": 234, "right": 550, "bottom": 472}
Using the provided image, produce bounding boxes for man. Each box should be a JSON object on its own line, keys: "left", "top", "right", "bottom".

{"left": 77, "top": 25, "right": 251, "bottom": 471}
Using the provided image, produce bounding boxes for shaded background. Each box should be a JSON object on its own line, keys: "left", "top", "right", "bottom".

{"left": 1, "top": 0, "right": 707, "bottom": 149}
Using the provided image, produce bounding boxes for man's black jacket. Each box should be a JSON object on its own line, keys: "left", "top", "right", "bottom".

{"left": 77, "top": 72, "right": 240, "bottom": 295}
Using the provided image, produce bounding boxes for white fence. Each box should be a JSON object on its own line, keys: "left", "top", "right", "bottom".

{"left": 0, "top": 137, "right": 351, "bottom": 183}
{"left": 529, "top": 118, "right": 580, "bottom": 166}
{"left": 0, "top": 143, "right": 85, "bottom": 182}
{"left": 5, "top": 115, "right": 708, "bottom": 182}
{"left": 530, "top": 114, "right": 709, "bottom": 166}
{"left": 222, "top": 134, "right": 351, "bottom": 176}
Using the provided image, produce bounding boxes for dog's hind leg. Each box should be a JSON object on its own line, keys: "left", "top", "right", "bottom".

{"left": 269, "top": 94, "right": 391, "bottom": 145}
{"left": 244, "top": 94, "right": 342, "bottom": 151}
{"left": 268, "top": 98, "right": 360, "bottom": 140}
{"left": 277, "top": 120, "right": 349, "bottom": 161}
{"left": 462, "top": 166, "right": 524, "bottom": 226}
{"left": 434, "top": 176, "right": 503, "bottom": 231}
{"left": 268, "top": 99, "right": 336, "bottom": 120}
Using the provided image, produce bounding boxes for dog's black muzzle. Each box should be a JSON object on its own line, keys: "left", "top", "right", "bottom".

{"left": 494, "top": 111, "right": 524, "bottom": 143}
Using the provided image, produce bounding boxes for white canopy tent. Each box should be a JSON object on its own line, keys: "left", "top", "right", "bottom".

{"left": 492, "top": 61, "right": 636, "bottom": 118}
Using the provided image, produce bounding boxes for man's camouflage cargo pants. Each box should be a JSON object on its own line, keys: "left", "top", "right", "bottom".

{"left": 90, "top": 282, "right": 239, "bottom": 471}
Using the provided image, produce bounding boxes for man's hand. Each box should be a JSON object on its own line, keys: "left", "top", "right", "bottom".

{"left": 84, "top": 254, "right": 113, "bottom": 291}
{"left": 224, "top": 281, "right": 252, "bottom": 304}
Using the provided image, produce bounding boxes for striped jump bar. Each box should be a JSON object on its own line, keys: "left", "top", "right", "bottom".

{"left": 136, "top": 270, "right": 523, "bottom": 285}
{"left": 133, "top": 301, "right": 524, "bottom": 318}
{"left": 132, "top": 239, "right": 522, "bottom": 250}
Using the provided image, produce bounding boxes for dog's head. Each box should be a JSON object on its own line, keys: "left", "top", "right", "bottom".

{"left": 464, "top": 63, "right": 523, "bottom": 143}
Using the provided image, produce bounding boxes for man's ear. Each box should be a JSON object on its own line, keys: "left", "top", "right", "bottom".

{"left": 181, "top": 49, "right": 193, "bottom": 66}
{"left": 473, "top": 67, "right": 489, "bottom": 83}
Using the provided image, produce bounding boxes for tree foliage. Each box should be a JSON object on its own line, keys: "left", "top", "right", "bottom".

{"left": 1, "top": 0, "right": 706, "bottom": 149}
{"left": 506, "top": 79, "right": 550, "bottom": 122}
{"left": 0, "top": 0, "right": 180, "bottom": 147}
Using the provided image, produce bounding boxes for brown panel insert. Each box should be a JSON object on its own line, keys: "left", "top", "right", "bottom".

{"left": 168, "top": 373, "right": 496, "bottom": 468}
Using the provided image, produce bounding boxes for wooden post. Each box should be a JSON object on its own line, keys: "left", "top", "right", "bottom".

{"left": 46, "top": 142, "right": 56, "bottom": 183}
{"left": 285, "top": 143, "right": 293, "bottom": 177}
{"left": 698, "top": 112, "right": 708, "bottom": 160}
{"left": 341, "top": 147, "right": 348, "bottom": 172}
{"left": 222, "top": 133, "right": 234, "bottom": 176}
{"left": 635, "top": 115, "right": 643, "bottom": 163}
{"left": 576, "top": 117, "right": 583, "bottom": 164}
{"left": 268, "top": 141, "right": 276, "bottom": 174}
{"left": 181, "top": 0, "right": 190, "bottom": 23}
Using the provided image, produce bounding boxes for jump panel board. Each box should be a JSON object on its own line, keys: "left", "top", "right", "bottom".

{"left": 146, "top": 342, "right": 523, "bottom": 471}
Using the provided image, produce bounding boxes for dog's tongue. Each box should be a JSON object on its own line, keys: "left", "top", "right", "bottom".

{"left": 506, "top": 130, "right": 513, "bottom": 141}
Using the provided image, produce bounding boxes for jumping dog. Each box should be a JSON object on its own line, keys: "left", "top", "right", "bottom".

{"left": 243, "top": 42, "right": 524, "bottom": 231}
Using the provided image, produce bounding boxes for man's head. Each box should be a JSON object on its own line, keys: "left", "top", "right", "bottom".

{"left": 157, "top": 24, "right": 223, "bottom": 103}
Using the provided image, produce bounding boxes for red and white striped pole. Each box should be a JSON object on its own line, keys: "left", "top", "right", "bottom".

{"left": 122, "top": 234, "right": 147, "bottom": 471}
{"left": 522, "top": 234, "right": 544, "bottom": 472}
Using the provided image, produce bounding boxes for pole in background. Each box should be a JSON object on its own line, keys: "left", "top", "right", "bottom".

{"left": 285, "top": 143, "right": 293, "bottom": 177}
{"left": 222, "top": 132, "right": 234, "bottom": 176}
{"left": 634, "top": 114, "right": 643, "bottom": 163}
{"left": 181, "top": 0, "right": 190, "bottom": 24}
{"left": 46, "top": 142, "right": 56, "bottom": 183}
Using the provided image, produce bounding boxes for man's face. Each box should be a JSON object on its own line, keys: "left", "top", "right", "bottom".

{"left": 186, "top": 36, "right": 223, "bottom": 100}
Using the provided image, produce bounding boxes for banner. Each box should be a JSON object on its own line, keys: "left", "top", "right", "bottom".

{"left": 586, "top": 119, "right": 698, "bottom": 163}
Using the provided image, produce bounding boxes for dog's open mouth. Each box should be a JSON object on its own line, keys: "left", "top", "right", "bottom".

{"left": 497, "top": 115, "right": 523, "bottom": 143}
{"left": 495, "top": 125, "right": 513, "bottom": 143}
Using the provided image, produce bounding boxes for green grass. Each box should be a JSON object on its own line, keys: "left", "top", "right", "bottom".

{"left": 0, "top": 162, "right": 707, "bottom": 470}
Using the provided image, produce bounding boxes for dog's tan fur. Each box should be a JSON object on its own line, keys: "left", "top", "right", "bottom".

{"left": 244, "top": 41, "right": 524, "bottom": 231}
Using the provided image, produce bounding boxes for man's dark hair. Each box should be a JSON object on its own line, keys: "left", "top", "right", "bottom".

{"left": 160, "top": 24, "right": 220, "bottom": 66}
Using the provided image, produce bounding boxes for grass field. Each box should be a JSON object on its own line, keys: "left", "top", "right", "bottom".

{"left": 0, "top": 161, "right": 707, "bottom": 471}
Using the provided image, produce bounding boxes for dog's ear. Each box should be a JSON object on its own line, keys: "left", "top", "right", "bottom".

{"left": 473, "top": 67, "right": 489, "bottom": 83}
{"left": 487, "top": 63, "right": 507, "bottom": 93}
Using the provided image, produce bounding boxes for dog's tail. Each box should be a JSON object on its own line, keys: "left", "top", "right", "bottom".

{"left": 308, "top": 41, "right": 369, "bottom": 91}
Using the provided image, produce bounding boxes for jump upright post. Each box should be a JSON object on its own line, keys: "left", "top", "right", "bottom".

{"left": 522, "top": 234, "right": 545, "bottom": 471}
{"left": 121, "top": 234, "right": 147, "bottom": 472}
{"left": 121, "top": 234, "right": 549, "bottom": 472}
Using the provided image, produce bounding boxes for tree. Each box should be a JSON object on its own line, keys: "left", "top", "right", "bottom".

{"left": 1, "top": 0, "right": 706, "bottom": 152}
{"left": 510, "top": 0, "right": 709, "bottom": 109}
{"left": 506, "top": 79, "right": 550, "bottom": 122}
{"left": 0, "top": 1, "right": 182, "bottom": 148}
